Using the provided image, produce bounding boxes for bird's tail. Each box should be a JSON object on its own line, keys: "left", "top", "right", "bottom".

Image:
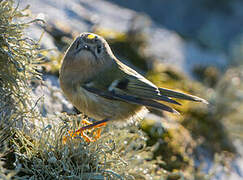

{"left": 159, "top": 87, "right": 208, "bottom": 104}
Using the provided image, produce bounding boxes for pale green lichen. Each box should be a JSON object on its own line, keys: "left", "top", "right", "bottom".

{"left": 0, "top": 0, "right": 42, "bottom": 143}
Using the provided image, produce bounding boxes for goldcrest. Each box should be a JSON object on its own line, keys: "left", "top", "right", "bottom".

{"left": 59, "top": 32, "right": 207, "bottom": 128}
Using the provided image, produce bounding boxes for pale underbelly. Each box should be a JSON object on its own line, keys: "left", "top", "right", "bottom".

{"left": 68, "top": 87, "right": 146, "bottom": 121}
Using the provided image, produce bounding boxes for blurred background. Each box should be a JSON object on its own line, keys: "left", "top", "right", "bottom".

{"left": 18, "top": 0, "right": 243, "bottom": 179}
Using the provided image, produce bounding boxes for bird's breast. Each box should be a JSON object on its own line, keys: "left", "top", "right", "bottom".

{"left": 62, "top": 84, "right": 146, "bottom": 121}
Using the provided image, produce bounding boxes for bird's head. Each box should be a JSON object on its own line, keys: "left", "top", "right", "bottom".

{"left": 64, "top": 32, "right": 115, "bottom": 66}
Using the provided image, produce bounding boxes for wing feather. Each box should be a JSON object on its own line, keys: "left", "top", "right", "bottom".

{"left": 83, "top": 86, "right": 179, "bottom": 114}
{"left": 116, "top": 61, "right": 181, "bottom": 105}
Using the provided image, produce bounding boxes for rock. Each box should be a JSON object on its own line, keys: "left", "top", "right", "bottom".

{"left": 145, "top": 27, "right": 228, "bottom": 76}
{"left": 31, "top": 74, "right": 74, "bottom": 117}
{"left": 20, "top": 0, "right": 228, "bottom": 76}
{"left": 108, "top": 0, "right": 243, "bottom": 53}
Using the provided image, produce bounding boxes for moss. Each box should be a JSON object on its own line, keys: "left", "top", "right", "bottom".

{"left": 214, "top": 66, "right": 243, "bottom": 140}
{"left": 193, "top": 65, "right": 220, "bottom": 88}
{"left": 141, "top": 117, "right": 195, "bottom": 179}
{"left": 181, "top": 105, "right": 235, "bottom": 153}
{"left": 146, "top": 64, "right": 235, "bottom": 153}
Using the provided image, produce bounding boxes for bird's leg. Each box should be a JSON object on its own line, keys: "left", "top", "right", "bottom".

{"left": 64, "top": 118, "right": 109, "bottom": 143}
{"left": 81, "top": 118, "right": 93, "bottom": 125}
{"left": 74, "top": 119, "right": 95, "bottom": 142}
{"left": 75, "top": 118, "right": 110, "bottom": 132}
{"left": 75, "top": 118, "right": 110, "bottom": 142}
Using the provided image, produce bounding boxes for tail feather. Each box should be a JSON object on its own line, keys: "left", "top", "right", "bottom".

{"left": 159, "top": 87, "right": 208, "bottom": 104}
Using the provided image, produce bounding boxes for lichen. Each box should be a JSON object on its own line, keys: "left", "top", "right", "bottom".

{"left": 0, "top": 0, "right": 42, "bottom": 145}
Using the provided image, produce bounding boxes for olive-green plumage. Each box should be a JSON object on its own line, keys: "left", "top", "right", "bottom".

{"left": 59, "top": 32, "right": 207, "bottom": 123}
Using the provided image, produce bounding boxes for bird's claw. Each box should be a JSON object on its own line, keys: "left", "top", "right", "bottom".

{"left": 63, "top": 119, "right": 107, "bottom": 143}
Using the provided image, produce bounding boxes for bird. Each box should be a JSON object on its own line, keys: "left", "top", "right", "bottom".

{"left": 59, "top": 32, "right": 208, "bottom": 141}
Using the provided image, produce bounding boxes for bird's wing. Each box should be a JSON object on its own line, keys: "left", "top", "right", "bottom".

{"left": 82, "top": 60, "right": 206, "bottom": 114}
{"left": 116, "top": 61, "right": 208, "bottom": 104}
{"left": 82, "top": 86, "right": 179, "bottom": 114}
{"left": 115, "top": 61, "right": 181, "bottom": 105}
{"left": 81, "top": 61, "right": 179, "bottom": 114}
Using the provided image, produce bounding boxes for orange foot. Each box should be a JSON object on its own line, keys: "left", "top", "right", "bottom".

{"left": 64, "top": 119, "right": 109, "bottom": 143}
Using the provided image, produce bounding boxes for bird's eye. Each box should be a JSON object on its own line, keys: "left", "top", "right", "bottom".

{"left": 97, "top": 45, "right": 102, "bottom": 54}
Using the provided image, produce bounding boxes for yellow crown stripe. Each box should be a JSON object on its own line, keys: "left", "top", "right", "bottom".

{"left": 87, "top": 34, "right": 96, "bottom": 39}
